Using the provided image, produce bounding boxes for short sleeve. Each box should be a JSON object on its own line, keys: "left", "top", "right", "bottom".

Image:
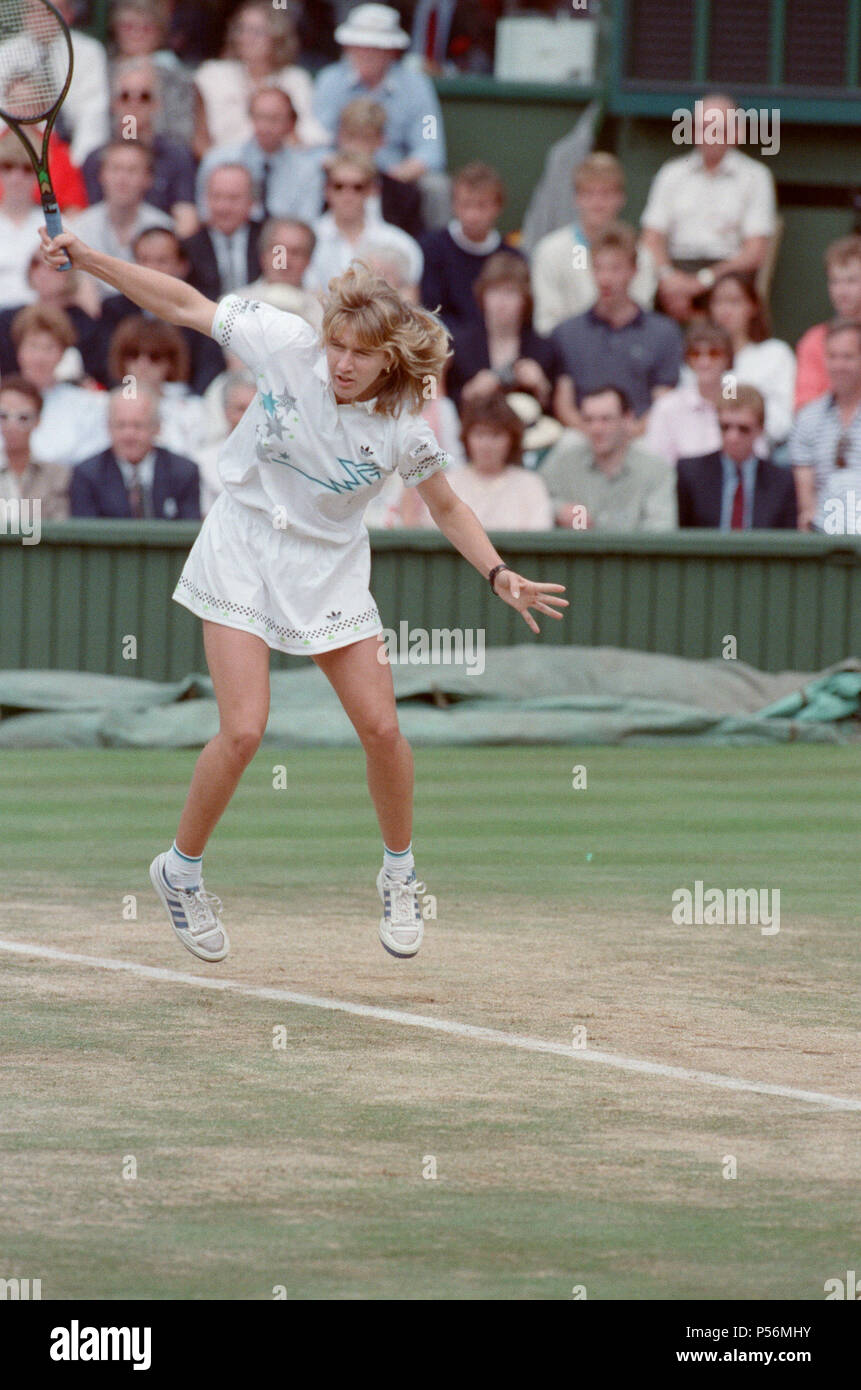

{"left": 788, "top": 406, "right": 817, "bottom": 469}
{"left": 740, "top": 162, "right": 777, "bottom": 239}
{"left": 395, "top": 415, "right": 453, "bottom": 488}
{"left": 211, "top": 295, "right": 318, "bottom": 370}
{"left": 640, "top": 161, "right": 675, "bottom": 232}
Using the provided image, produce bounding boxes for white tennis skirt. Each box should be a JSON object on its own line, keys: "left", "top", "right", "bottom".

{"left": 172, "top": 490, "right": 384, "bottom": 656}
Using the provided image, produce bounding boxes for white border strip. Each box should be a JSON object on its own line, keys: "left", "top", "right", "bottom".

{"left": 2, "top": 938, "right": 859, "bottom": 1113}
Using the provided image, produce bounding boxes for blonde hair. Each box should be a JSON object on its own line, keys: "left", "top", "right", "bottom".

{"left": 321, "top": 262, "right": 451, "bottom": 417}
{"left": 326, "top": 150, "right": 377, "bottom": 185}
{"left": 224, "top": 2, "right": 299, "bottom": 69}
{"left": 339, "top": 97, "right": 387, "bottom": 138}
{"left": 574, "top": 151, "right": 626, "bottom": 192}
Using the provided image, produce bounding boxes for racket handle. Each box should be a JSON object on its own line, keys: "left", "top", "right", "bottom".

{"left": 43, "top": 202, "right": 71, "bottom": 272}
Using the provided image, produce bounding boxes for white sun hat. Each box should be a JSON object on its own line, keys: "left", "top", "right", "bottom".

{"left": 334, "top": 4, "right": 411, "bottom": 51}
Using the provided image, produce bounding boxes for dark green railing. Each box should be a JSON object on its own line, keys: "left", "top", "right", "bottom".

{"left": 1, "top": 524, "right": 859, "bottom": 680}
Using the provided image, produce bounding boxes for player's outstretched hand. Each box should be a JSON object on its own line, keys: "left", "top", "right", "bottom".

{"left": 39, "top": 226, "right": 84, "bottom": 269}
{"left": 494, "top": 570, "right": 568, "bottom": 634}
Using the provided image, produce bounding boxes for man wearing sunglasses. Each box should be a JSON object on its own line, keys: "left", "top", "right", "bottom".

{"left": 305, "top": 151, "right": 422, "bottom": 294}
{"left": 81, "top": 59, "right": 199, "bottom": 241}
{"left": 677, "top": 385, "right": 796, "bottom": 529}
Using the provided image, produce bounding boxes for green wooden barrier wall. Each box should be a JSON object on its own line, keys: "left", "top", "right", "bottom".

{"left": 1, "top": 525, "right": 858, "bottom": 681}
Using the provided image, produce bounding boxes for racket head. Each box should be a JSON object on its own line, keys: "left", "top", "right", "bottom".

{"left": 0, "top": 0, "right": 73, "bottom": 128}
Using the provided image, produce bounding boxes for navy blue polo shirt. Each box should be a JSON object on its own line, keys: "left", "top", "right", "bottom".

{"left": 83, "top": 134, "right": 196, "bottom": 215}
{"left": 551, "top": 304, "right": 683, "bottom": 416}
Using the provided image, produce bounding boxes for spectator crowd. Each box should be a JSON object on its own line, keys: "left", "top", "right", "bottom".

{"left": 0, "top": 3, "right": 855, "bottom": 536}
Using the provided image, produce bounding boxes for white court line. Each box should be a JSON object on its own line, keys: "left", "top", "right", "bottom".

{"left": 1, "top": 937, "right": 860, "bottom": 1113}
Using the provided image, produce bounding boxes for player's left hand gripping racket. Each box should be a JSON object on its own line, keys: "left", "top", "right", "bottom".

{"left": 0, "top": 0, "right": 74, "bottom": 267}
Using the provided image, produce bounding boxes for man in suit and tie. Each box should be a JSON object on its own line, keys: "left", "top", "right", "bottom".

{"left": 70, "top": 387, "right": 200, "bottom": 520}
{"left": 181, "top": 165, "right": 263, "bottom": 301}
{"left": 676, "top": 385, "right": 797, "bottom": 528}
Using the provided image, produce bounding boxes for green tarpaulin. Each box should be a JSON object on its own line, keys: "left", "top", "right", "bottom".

{"left": 0, "top": 647, "right": 858, "bottom": 747}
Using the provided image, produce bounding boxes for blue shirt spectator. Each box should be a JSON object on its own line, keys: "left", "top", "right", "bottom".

{"left": 196, "top": 87, "right": 325, "bottom": 226}
{"left": 313, "top": 6, "right": 446, "bottom": 176}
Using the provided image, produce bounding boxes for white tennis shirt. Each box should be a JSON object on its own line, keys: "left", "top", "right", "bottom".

{"left": 211, "top": 295, "right": 452, "bottom": 543}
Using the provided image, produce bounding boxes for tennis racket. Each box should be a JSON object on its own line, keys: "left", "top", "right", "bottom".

{"left": 0, "top": 0, "right": 74, "bottom": 266}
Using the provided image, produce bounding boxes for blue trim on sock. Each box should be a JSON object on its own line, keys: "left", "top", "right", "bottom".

{"left": 384, "top": 844, "right": 412, "bottom": 857}
{"left": 173, "top": 841, "right": 203, "bottom": 863}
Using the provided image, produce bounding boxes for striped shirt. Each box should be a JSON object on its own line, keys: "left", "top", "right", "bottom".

{"left": 789, "top": 394, "right": 861, "bottom": 506}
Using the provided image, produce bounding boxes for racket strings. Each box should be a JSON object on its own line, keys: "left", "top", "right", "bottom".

{"left": 0, "top": 2, "right": 67, "bottom": 121}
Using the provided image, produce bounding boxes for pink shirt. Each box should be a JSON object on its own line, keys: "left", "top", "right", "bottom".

{"left": 795, "top": 322, "right": 829, "bottom": 409}
{"left": 644, "top": 384, "right": 722, "bottom": 466}
{"left": 446, "top": 464, "right": 555, "bottom": 531}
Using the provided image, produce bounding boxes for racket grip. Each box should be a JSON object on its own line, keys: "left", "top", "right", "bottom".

{"left": 43, "top": 203, "right": 71, "bottom": 272}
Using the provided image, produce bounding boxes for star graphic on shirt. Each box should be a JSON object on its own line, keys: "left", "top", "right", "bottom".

{"left": 260, "top": 389, "right": 278, "bottom": 417}
{"left": 265, "top": 413, "right": 286, "bottom": 441}
{"left": 276, "top": 389, "right": 297, "bottom": 414}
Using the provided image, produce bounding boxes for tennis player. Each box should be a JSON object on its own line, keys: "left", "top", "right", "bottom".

{"left": 40, "top": 226, "right": 568, "bottom": 962}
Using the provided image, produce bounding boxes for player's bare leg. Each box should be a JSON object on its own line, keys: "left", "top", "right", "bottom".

{"left": 150, "top": 622, "right": 271, "bottom": 963}
{"left": 313, "top": 636, "right": 425, "bottom": 957}
{"left": 175, "top": 622, "right": 271, "bottom": 854}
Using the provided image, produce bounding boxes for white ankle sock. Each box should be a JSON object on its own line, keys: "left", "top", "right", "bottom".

{"left": 165, "top": 840, "right": 203, "bottom": 890}
{"left": 384, "top": 843, "right": 414, "bottom": 879}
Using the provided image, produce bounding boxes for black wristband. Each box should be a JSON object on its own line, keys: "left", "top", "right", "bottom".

{"left": 488, "top": 563, "right": 512, "bottom": 594}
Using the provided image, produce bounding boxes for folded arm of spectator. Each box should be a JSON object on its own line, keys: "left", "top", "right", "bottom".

{"left": 512, "top": 357, "right": 551, "bottom": 408}
{"left": 553, "top": 375, "right": 583, "bottom": 431}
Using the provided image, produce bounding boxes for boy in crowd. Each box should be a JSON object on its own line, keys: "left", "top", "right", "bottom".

{"left": 420, "top": 162, "right": 524, "bottom": 333}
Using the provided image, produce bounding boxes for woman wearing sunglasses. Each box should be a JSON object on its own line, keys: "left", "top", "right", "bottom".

{"left": 645, "top": 322, "right": 731, "bottom": 467}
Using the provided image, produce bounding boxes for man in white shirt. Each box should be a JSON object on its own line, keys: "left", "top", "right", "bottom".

{"left": 531, "top": 153, "right": 656, "bottom": 336}
{"left": 641, "top": 92, "right": 777, "bottom": 323}
{"left": 70, "top": 141, "right": 172, "bottom": 296}
{"left": 306, "top": 151, "right": 422, "bottom": 295}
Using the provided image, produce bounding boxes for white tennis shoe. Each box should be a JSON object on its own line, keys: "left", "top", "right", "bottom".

{"left": 149, "top": 853, "right": 230, "bottom": 963}
{"left": 377, "top": 868, "right": 425, "bottom": 958}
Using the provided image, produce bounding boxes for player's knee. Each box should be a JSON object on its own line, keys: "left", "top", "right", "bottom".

{"left": 360, "top": 716, "right": 401, "bottom": 751}
{"left": 221, "top": 718, "right": 267, "bottom": 764}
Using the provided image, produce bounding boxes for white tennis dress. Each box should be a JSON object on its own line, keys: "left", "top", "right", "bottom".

{"left": 173, "top": 295, "right": 452, "bottom": 655}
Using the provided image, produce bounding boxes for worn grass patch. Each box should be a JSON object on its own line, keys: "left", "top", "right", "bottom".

{"left": 0, "top": 746, "right": 858, "bottom": 1298}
